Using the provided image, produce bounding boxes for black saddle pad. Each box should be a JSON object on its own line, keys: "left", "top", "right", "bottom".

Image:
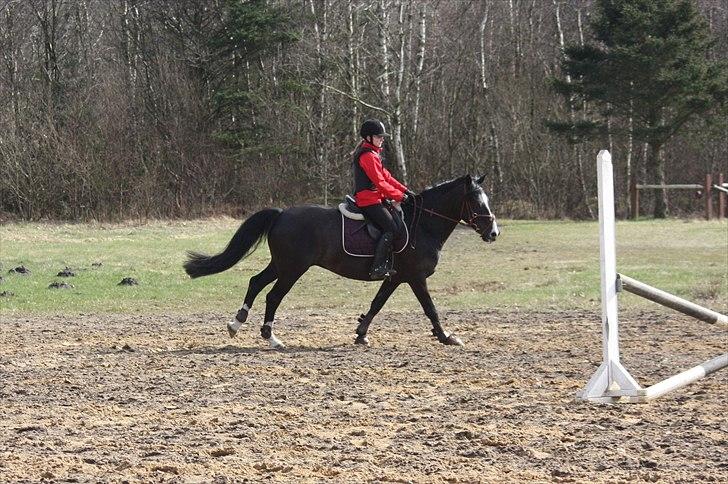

{"left": 341, "top": 210, "right": 409, "bottom": 257}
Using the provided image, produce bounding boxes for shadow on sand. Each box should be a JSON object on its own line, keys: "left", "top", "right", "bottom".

{"left": 168, "top": 343, "right": 355, "bottom": 356}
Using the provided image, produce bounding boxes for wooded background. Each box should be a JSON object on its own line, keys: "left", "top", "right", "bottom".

{"left": 1, "top": 0, "right": 726, "bottom": 221}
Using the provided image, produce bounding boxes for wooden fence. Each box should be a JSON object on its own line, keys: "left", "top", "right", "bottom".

{"left": 630, "top": 173, "right": 728, "bottom": 220}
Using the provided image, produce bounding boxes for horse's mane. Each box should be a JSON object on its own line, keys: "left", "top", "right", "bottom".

{"left": 420, "top": 176, "right": 470, "bottom": 197}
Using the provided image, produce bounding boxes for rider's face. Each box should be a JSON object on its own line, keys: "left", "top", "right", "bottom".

{"left": 372, "top": 135, "right": 384, "bottom": 147}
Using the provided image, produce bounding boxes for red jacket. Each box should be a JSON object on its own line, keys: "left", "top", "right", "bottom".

{"left": 354, "top": 142, "right": 407, "bottom": 207}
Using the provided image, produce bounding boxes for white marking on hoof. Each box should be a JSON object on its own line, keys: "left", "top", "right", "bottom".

{"left": 227, "top": 320, "right": 242, "bottom": 338}
{"left": 268, "top": 333, "right": 286, "bottom": 350}
{"left": 447, "top": 334, "right": 464, "bottom": 346}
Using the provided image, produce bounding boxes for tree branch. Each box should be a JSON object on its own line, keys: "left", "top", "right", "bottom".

{"left": 317, "top": 82, "right": 391, "bottom": 117}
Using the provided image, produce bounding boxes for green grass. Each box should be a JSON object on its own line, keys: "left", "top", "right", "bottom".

{"left": 1, "top": 218, "right": 726, "bottom": 316}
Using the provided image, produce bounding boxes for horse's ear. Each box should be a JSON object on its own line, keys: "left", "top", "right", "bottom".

{"left": 475, "top": 174, "right": 485, "bottom": 185}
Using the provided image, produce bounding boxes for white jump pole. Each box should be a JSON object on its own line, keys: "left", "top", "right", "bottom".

{"left": 579, "top": 150, "right": 643, "bottom": 402}
{"left": 642, "top": 354, "right": 728, "bottom": 401}
{"left": 579, "top": 150, "right": 728, "bottom": 403}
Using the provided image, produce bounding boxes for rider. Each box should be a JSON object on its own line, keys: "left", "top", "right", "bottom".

{"left": 352, "top": 119, "right": 414, "bottom": 280}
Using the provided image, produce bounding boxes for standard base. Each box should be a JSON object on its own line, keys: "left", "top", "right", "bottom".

{"left": 578, "top": 360, "right": 642, "bottom": 402}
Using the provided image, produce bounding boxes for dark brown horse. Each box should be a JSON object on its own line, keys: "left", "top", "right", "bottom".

{"left": 184, "top": 174, "right": 499, "bottom": 348}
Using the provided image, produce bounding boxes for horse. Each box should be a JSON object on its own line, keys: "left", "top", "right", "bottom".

{"left": 183, "top": 174, "right": 499, "bottom": 349}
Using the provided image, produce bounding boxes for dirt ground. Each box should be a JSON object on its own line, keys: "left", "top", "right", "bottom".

{"left": 1, "top": 308, "right": 726, "bottom": 483}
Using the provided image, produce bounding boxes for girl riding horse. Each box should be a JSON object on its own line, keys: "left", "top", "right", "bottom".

{"left": 184, "top": 137, "right": 499, "bottom": 349}
{"left": 352, "top": 119, "right": 415, "bottom": 280}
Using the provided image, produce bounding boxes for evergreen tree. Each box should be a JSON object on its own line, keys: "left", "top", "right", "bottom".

{"left": 210, "top": 0, "right": 299, "bottom": 149}
{"left": 548, "top": 0, "right": 728, "bottom": 217}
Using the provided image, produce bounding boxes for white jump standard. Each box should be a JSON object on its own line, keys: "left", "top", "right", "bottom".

{"left": 579, "top": 150, "right": 728, "bottom": 403}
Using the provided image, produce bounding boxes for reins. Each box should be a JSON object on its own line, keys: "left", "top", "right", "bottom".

{"left": 407, "top": 185, "right": 496, "bottom": 249}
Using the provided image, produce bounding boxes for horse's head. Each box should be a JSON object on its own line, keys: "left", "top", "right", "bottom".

{"left": 463, "top": 175, "right": 499, "bottom": 243}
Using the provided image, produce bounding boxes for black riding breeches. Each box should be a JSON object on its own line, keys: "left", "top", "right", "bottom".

{"left": 360, "top": 203, "right": 399, "bottom": 237}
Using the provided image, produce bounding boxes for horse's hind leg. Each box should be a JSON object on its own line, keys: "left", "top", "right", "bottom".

{"left": 260, "top": 271, "right": 306, "bottom": 349}
{"left": 227, "top": 262, "right": 278, "bottom": 337}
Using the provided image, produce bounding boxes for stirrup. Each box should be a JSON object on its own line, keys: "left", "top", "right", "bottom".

{"left": 370, "top": 266, "right": 397, "bottom": 280}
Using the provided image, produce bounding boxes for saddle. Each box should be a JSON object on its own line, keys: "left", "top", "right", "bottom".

{"left": 337, "top": 196, "right": 409, "bottom": 257}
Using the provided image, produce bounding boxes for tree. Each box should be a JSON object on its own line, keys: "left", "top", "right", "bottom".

{"left": 549, "top": 0, "right": 728, "bottom": 217}
{"left": 210, "top": 0, "right": 298, "bottom": 148}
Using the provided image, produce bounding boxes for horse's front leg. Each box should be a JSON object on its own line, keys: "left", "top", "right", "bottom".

{"left": 355, "top": 278, "right": 400, "bottom": 346}
{"left": 408, "top": 279, "right": 463, "bottom": 346}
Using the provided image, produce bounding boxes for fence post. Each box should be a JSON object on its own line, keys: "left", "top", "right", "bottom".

{"left": 705, "top": 174, "right": 712, "bottom": 220}
{"left": 629, "top": 175, "right": 638, "bottom": 220}
{"left": 719, "top": 173, "right": 725, "bottom": 220}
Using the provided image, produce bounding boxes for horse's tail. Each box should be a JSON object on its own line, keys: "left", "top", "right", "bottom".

{"left": 184, "top": 208, "right": 282, "bottom": 278}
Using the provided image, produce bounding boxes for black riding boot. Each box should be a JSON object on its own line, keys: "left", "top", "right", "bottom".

{"left": 370, "top": 232, "right": 397, "bottom": 280}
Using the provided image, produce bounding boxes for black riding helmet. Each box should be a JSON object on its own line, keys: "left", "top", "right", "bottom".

{"left": 360, "top": 119, "right": 391, "bottom": 139}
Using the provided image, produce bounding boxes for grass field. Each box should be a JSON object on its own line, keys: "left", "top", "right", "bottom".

{"left": 1, "top": 218, "right": 725, "bottom": 317}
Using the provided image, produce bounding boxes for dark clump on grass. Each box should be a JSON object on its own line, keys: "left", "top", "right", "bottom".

{"left": 118, "top": 277, "right": 139, "bottom": 286}
{"left": 9, "top": 265, "right": 30, "bottom": 275}
{"left": 0, "top": 290, "right": 14, "bottom": 297}
{"left": 57, "top": 267, "right": 76, "bottom": 277}
{"left": 48, "top": 281, "right": 74, "bottom": 290}
{"left": 91, "top": 262, "right": 103, "bottom": 268}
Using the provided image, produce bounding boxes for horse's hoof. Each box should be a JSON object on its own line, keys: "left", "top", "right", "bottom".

{"left": 354, "top": 335, "right": 370, "bottom": 346}
{"left": 437, "top": 332, "right": 463, "bottom": 346}
{"left": 227, "top": 320, "right": 242, "bottom": 338}
{"left": 443, "top": 334, "right": 464, "bottom": 346}
{"left": 268, "top": 334, "right": 286, "bottom": 350}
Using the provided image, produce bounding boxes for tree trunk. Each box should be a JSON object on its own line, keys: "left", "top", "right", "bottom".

{"left": 379, "top": 0, "right": 391, "bottom": 102}
{"left": 378, "top": 0, "right": 408, "bottom": 183}
{"left": 347, "top": 0, "right": 358, "bottom": 138}
{"left": 391, "top": 1, "right": 408, "bottom": 183}
{"left": 646, "top": 142, "right": 668, "bottom": 218}
{"left": 479, "top": 7, "right": 502, "bottom": 192}
{"left": 412, "top": 3, "right": 426, "bottom": 136}
{"left": 310, "top": 0, "right": 330, "bottom": 204}
{"left": 2, "top": 4, "right": 20, "bottom": 134}
{"left": 508, "top": 0, "right": 521, "bottom": 78}
{"left": 555, "top": 0, "right": 593, "bottom": 218}
{"left": 626, "top": 85, "right": 635, "bottom": 214}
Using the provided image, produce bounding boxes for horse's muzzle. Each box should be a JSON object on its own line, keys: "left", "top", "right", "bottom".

{"left": 482, "top": 232, "right": 498, "bottom": 243}
{"left": 482, "top": 223, "right": 500, "bottom": 243}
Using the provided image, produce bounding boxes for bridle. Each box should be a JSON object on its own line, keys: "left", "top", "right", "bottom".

{"left": 408, "top": 185, "right": 496, "bottom": 247}
{"left": 462, "top": 193, "right": 497, "bottom": 233}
